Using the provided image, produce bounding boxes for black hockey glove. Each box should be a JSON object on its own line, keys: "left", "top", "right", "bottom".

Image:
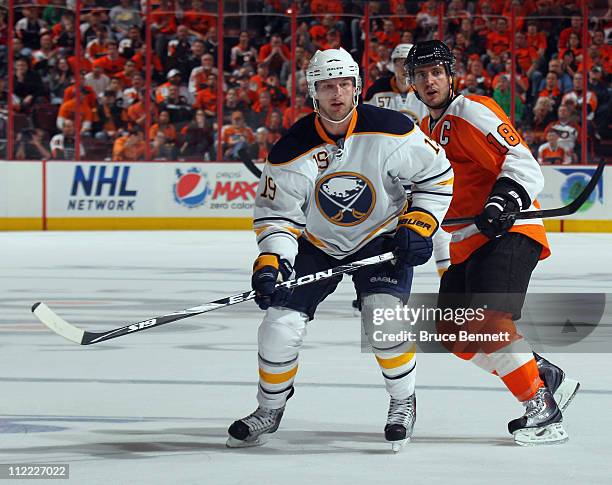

{"left": 393, "top": 208, "right": 438, "bottom": 267}
{"left": 475, "top": 177, "right": 531, "bottom": 239}
{"left": 251, "top": 253, "right": 294, "bottom": 310}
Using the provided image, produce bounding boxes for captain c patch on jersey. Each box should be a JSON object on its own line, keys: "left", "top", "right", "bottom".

{"left": 315, "top": 172, "right": 376, "bottom": 226}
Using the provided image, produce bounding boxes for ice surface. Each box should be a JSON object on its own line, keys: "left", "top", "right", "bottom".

{"left": 1, "top": 231, "right": 611, "bottom": 484}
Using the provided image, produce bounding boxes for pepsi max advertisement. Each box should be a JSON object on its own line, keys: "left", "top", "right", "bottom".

{"left": 45, "top": 162, "right": 260, "bottom": 220}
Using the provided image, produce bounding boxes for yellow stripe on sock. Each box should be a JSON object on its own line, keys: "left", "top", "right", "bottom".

{"left": 375, "top": 348, "right": 416, "bottom": 369}
{"left": 259, "top": 365, "right": 298, "bottom": 384}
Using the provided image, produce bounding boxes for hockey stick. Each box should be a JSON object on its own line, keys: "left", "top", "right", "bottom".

{"left": 442, "top": 159, "right": 606, "bottom": 226}
{"left": 32, "top": 252, "right": 396, "bottom": 345}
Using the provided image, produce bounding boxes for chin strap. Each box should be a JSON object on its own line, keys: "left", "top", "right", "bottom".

{"left": 313, "top": 93, "right": 358, "bottom": 125}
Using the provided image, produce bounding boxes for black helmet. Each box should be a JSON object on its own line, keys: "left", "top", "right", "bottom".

{"left": 404, "top": 40, "right": 456, "bottom": 85}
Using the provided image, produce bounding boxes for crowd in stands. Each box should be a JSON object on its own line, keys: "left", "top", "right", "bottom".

{"left": 1, "top": 0, "right": 610, "bottom": 163}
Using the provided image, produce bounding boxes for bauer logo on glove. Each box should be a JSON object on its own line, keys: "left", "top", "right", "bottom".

{"left": 393, "top": 208, "right": 439, "bottom": 267}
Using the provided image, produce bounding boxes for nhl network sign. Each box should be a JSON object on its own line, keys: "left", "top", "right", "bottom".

{"left": 68, "top": 165, "right": 138, "bottom": 211}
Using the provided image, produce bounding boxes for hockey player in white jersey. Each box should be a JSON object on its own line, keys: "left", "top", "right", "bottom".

{"left": 227, "top": 48, "right": 453, "bottom": 452}
{"left": 365, "top": 43, "right": 451, "bottom": 278}
{"left": 364, "top": 43, "right": 429, "bottom": 126}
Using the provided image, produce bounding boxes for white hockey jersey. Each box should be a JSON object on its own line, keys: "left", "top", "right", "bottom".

{"left": 364, "top": 76, "right": 429, "bottom": 126}
{"left": 253, "top": 104, "right": 454, "bottom": 263}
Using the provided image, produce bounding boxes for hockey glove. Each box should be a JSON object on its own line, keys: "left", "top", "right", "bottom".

{"left": 475, "top": 177, "right": 531, "bottom": 239}
{"left": 393, "top": 209, "right": 438, "bottom": 267}
{"left": 252, "top": 253, "right": 294, "bottom": 310}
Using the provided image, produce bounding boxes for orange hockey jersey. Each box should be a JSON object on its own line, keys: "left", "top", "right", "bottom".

{"left": 421, "top": 95, "right": 550, "bottom": 264}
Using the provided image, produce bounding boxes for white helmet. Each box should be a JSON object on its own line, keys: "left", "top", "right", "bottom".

{"left": 306, "top": 47, "right": 362, "bottom": 99}
{"left": 391, "top": 43, "right": 414, "bottom": 61}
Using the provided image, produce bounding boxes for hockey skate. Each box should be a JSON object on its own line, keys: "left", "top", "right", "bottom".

{"left": 508, "top": 386, "right": 568, "bottom": 446}
{"left": 534, "top": 352, "right": 580, "bottom": 412}
{"left": 226, "top": 405, "right": 286, "bottom": 448}
{"left": 385, "top": 393, "right": 416, "bottom": 453}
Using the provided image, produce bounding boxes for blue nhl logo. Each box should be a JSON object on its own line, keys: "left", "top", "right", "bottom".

{"left": 315, "top": 172, "right": 376, "bottom": 226}
{"left": 173, "top": 167, "right": 212, "bottom": 208}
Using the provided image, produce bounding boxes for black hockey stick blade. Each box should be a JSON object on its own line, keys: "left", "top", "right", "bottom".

{"left": 442, "top": 159, "right": 606, "bottom": 226}
{"left": 32, "top": 252, "right": 396, "bottom": 345}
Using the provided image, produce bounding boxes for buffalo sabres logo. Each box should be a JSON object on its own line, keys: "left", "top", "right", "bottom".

{"left": 315, "top": 172, "right": 376, "bottom": 226}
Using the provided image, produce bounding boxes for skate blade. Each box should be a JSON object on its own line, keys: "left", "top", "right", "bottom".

{"left": 513, "top": 422, "right": 569, "bottom": 446}
{"left": 555, "top": 379, "right": 580, "bottom": 412}
{"left": 390, "top": 438, "right": 410, "bottom": 453}
{"left": 226, "top": 435, "right": 269, "bottom": 449}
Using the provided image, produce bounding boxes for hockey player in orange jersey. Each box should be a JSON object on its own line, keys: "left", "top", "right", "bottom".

{"left": 405, "top": 40, "right": 580, "bottom": 446}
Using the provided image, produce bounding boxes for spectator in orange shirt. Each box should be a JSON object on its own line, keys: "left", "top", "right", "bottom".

{"left": 183, "top": 0, "right": 214, "bottom": 38}
{"left": 375, "top": 20, "right": 401, "bottom": 49}
{"left": 151, "top": 0, "right": 178, "bottom": 59}
{"left": 486, "top": 17, "right": 511, "bottom": 58}
{"left": 310, "top": 0, "right": 343, "bottom": 23}
{"left": 372, "top": 43, "right": 394, "bottom": 79}
{"left": 466, "top": 58, "right": 492, "bottom": 94}
{"left": 514, "top": 31, "right": 539, "bottom": 75}
{"left": 282, "top": 95, "right": 312, "bottom": 130}
{"left": 557, "top": 15, "right": 587, "bottom": 50}
{"left": 249, "top": 63, "right": 270, "bottom": 92}
{"left": 150, "top": 109, "right": 178, "bottom": 159}
{"left": 538, "top": 71, "right": 562, "bottom": 110}
{"left": 85, "top": 26, "right": 109, "bottom": 62}
{"left": 113, "top": 59, "right": 137, "bottom": 89}
{"left": 193, "top": 73, "right": 218, "bottom": 117}
{"left": 537, "top": 130, "right": 571, "bottom": 165}
{"left": 265, "top": 110, "right": 283, "bottom": 145}
{"left": 235, "top": 71, "right": 258, "bottom": 107}
{"left": 57, "top": 96, "right": 94, "bottom": 135}
{"left": 525, "top": 21, "right": 547, "bottom": 58}
{"left": 222, "top": 110, "right": 255, "bottom": 160}
{"left": 113, "top": 126, "right": 146, "bottom": 161}
{"left": 310, "top": 15, "right": 336, "bottom": 50}
{"left": 131, "top": 44, "right": 164, "bottom": 80}
{"left": 591, "top": 29, "right": 612, "bottom": 72}
{"left": 257, "top": 74, "right": 288, "bottom": 110}
{"left": 93, "top": 40, "right": 126, "bottom": 77}
{"left": 126, "top": 98, "right": 158, "bottom": 128}
{"left": 392, "top": 2, "right": 417, "bottom": 33}
{"left": 156, "top": 69, "right": 194, "bottom": 105}
{"left": 258, "top": 34, "right": 290, "bottom": 76}
{"left": 63, "top": 75, "right": 97, "bottom": 109}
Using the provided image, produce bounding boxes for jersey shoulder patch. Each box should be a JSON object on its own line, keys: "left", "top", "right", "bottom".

{"left": 354, "top": 104, "right": 414, "bottom": 136}
{"left": 364, "top": 76, "right": 393, "bottom": 101}
{"left": 267, "top": 113, "right": 322, "bottom": 165}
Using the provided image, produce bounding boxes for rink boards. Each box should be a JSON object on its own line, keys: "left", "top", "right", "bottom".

{"left": 0, "top": 161, "right": 609, "bottom": 232}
